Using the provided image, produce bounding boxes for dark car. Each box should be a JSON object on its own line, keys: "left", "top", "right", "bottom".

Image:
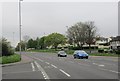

{"left": 58, "top": 51, "right": 67, "bottom": 57}
{"left": 73, "top": 50, "right": 89, "bottom": 59}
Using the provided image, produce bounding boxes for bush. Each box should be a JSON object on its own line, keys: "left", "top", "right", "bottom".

{"left": 115, "top": 49, "right": 120, "bottom": 54}
{"left": 1, "top": 54, "right": 21, "bottom": 64}
{"left": 68, "top": 46, "right": 81, "bottom": 50}
{"left": 1, "top": 38, "right": 14, "bottom": 56}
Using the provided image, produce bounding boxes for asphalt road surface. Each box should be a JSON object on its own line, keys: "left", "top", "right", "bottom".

{"left": 2, "top": 52, "right": 119, "bottom": 79}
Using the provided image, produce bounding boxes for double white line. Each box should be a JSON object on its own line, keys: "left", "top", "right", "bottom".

{"left": 31, "top": 61, "right": 50, "bottom": 79}
{"left": 31, "top": 62, "right": 35, "bottom": 71}
{"left": 34, "top": 61, "right": 50, "bottom": 79}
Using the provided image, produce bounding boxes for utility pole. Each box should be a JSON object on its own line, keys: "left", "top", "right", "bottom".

{"left": 19, "top": 0, "right": 23, "bottom": 60}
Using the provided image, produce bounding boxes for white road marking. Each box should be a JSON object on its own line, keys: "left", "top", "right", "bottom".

{"left": 109, "top": 70, "right": 119, "bottom": 74}
{"left": 34, "top": 57, "right": 44, "bottom": 62}
{"left": 98, "top": 64, "right": 105, "bottom": 67}
{"left": 93, "top": 63, "right": 98, "bottom": 65}
{"left": 34, "top": 61, "right": 50, "bottom": 79}
{"left": 78, "top": 63, "right": 91, "bottom": 67}
{"left": 51, "top": 64, "right": 57, "bottom": 68}
{"left": 93, "top": 63, "right": 105, "bottom": 67}
{"left": 100, "top": 68, "right": 119, "bottom": 74}
{"left": 69, "top": 61, "right": 74, "bottom": 63}
{"left": 31, "top": 62, "right": 35, "bottom": 71}
{"left": 45, "top": 62, "right": 50, "bottom": 65}
{"left": 59, "top": 69, "right": 71, "bottom": 77}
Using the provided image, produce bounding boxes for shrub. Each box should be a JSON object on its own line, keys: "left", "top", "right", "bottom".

{"left": 1, "top": 54, "right": 21, "bottom": 64}
{"left": 1, "top": 38, "right": 14, "bottom": 56}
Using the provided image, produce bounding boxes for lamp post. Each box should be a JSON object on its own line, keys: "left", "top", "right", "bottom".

{"left": 19, "top": 0, "right": 22, "bottom": 60}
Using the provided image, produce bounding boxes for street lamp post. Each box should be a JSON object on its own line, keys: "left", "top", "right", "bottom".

{"left": 19, "top": 0, "right": 22, "bottom": 60}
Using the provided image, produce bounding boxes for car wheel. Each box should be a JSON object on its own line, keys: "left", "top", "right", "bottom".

{"left": 86, "top": 57, "right": 88, "bottom": 59}
{"left": 74, "top": 56, "right": 76, "bottom": 59}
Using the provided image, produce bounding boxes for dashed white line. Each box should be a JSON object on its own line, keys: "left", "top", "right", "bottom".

{"left": 51, "top": 64, "right": 57, "bottom": 68}
{"left": 100, "top": 68, "right": 119, "bottom": 74}
{"left": 34, "top": 61, "right": 50, "bottom": 79}
{"left": 109, "top": 70, "right": 119, "bottom": 74}
{"left": 93, "top": 63, "right": 97, "bottom": 65}
{"left": 31, "top": 62, "right": 35, "bottom": 71}
{"left": 98, "top": 64, "right": 105, "bottom": 67}
{"left": 69, "top": 61, "right": 74, "bottom": 63}
{"left": 45, "top": 62, "right": 50, "bottom": 65}
{"left": 59, "top": 69, "right": 71, "bottom": 77}
{"left": 34, "top": 57, "right": 44, "bottom": 62}
{"left": 93, "top": 63, "right": 105, "bottom": 67}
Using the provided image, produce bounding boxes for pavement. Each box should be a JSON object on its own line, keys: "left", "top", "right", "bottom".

{"left": 2, "top": 52, "right": 119, "bottom": 80}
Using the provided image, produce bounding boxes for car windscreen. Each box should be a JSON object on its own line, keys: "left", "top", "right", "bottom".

{"left": 78, "top": 51, "right": 86, "bottom": 54}
{"left": 59, "top": 51, "right": 65, "bottom": 54}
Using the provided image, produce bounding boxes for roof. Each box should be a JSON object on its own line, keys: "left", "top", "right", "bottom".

{"left": 111, "top": 36, "right": 120, "bottom": 42}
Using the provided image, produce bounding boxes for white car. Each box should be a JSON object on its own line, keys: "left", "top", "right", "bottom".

{"left": 58, "top": 51, "right": 67, "bottom": 57}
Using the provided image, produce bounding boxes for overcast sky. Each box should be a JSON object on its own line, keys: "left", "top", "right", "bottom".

{"left": 2, "top": 2, "right": 118, "bottom": 46}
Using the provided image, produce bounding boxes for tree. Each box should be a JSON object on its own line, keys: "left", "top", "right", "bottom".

{"left": 1, "top": 38, "right": 14, "bottom": 56}
{"left": 27, "top": 38, "right": 37, "bottom": 49}
{"left": 45, "top": 33, "right": 67, "bottom": 50}
{"left": 16, "top": 41, "right": 26, "bottom": 51}
{"left": 39, "top": 36, "right": 47, "bottom": 49}
{"left": 85, "top": 21, "right": 97, "bottom": 53}
{"left": 23, "top": 35, "right": 30, "bottom": 51}
{"left": 67, "top": 22, "right": 87, "bottom": 49}
{"left": 66, "top": 21, "right": 97, "bottom": 50}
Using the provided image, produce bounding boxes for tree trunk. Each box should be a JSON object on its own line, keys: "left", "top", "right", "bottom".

{"left": 89, "top": 44, "right": 91, "bottom": 54}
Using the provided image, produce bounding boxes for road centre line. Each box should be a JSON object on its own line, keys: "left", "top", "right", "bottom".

{"left": 100, "top": 68, "right": 119, "bottom": 74}
{"left": 34, "top": 57, "right": 44, "bottom": 62}
{"left": 93, "top": 63, "right": 105, "bottom": 67}
{"left": 31, "top": 62, "right": 35, "bottom": 71}
{"left": 34, "top": 61, "right": 50, "bottom": 79}
{"left": 98, "top": 64, "right": 105, "bottom": 67}
{"left": 51, "top": 64, "right": 57, "bottom": 68}
{"left": 45, "top": 62, "right": 50, "bottom": 65}
{"left": 59, "top": 69, "right": 71, "bottom": 77}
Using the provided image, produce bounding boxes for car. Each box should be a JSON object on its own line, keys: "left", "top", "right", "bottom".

{"left": 58, "top": 51, "right": 67, "bottom": 57}
{"left": 73, "top": 50, "right": 89, "bottom": 59}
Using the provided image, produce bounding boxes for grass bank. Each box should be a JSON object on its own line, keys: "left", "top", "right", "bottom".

{"left": 0, "top": 54, "right": 21, "bottom": 64}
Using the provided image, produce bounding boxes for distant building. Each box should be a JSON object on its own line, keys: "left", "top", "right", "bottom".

{"left": 110, "top": 36, "right": 120, "bottom": 50}
{"left": 95, "top": 37, "right": 111, "bottom": 49}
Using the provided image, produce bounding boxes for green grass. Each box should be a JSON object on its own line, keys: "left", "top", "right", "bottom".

{"left": 0, "top": 54, "right": 21, "bottom": 64}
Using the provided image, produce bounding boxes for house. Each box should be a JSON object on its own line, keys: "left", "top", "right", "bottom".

{"left": 95, "top": 37, "right": 111, "bottom": 49}
{"left": 110, "top": 36, "right": 120, "bottom": 50}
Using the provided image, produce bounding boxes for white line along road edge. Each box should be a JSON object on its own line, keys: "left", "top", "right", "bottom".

{"left": 34, "top": 61, "right": 50, "bottom": 79}
{"left": 59, "top": 69, "right": 71, "bottom": 77}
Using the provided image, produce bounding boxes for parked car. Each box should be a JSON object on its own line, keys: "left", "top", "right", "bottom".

{"left": 73, "top": 50, "right": 89, "bottom": 59}
{"left": 58, "top": 51, "right": 67, "bottom": 57}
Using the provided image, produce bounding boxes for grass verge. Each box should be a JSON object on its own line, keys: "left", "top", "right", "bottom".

{"left": 0, "top": 54, "right": 21, "bottom": 64}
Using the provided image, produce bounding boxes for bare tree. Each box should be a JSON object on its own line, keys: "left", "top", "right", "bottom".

{"left": 66, "top": 21, "right": 97, "bottom": 51}
{"left": 85, "top": 21, "right": 97, "bottom": 53}
{"left": 67, "top": 22, "right": 86, "bottom": 49}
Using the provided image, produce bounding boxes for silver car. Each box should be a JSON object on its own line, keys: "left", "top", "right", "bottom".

{"left": 58, "top": 51, "right": 67, "bottom": 57}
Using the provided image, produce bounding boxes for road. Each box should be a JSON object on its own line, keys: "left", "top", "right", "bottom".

{"left": 2, "top": 52, "right": 119, "bottom": 79}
